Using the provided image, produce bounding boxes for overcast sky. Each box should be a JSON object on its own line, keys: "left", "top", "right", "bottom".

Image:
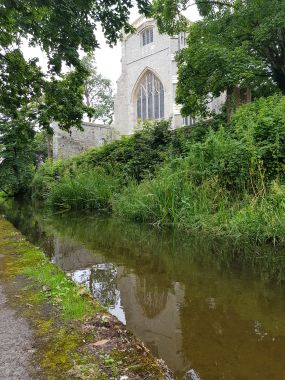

{"left": 23, "top": 5, "right": 200, "bottom": 90}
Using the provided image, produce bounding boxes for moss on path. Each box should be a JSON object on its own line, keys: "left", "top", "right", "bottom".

{"left": 0, "top": 217, "right": 174, "bottom": 380}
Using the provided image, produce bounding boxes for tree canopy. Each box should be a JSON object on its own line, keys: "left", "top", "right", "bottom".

{"left": 0, "top": 0, "right": 151, "bottom": 194}
{"left": 152, "top": 0, "right": 285, "bottom": 117}
{"left": 0, "top": 0, "right": 150, "bottom": 127}
{"left": 1, "top": 0, "right": 151, "bottom": 70}
{"left": 82, "top": 54, "right": 114, "bottom": 124}
{"left": 151, "top": 0, "right": 233, "bottom": 34}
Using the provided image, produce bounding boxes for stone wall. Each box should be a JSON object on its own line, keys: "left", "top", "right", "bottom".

{"left": 52, "top": 122, "right": 114, "bottom": 159}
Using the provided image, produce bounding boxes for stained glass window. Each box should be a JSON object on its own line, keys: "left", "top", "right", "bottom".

{"left": 136, "top": 72, "right": 164, "bottom": 122}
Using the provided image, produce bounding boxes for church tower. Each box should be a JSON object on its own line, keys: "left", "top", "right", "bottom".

{"left": 114, "top": 16, "right": 189, "bottom": 135}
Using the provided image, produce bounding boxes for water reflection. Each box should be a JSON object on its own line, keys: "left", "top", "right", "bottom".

{"left": 3, "top": 201, "right": 285, "bottom": 379}
{"left": 70, "top": 264, "right": 124, "bottom": 323}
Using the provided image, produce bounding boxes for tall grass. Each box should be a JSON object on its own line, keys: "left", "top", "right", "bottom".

{"left": 113, "top": 126, "right": 285, "bottom": 244}
{"left": 33, "top": 95, "right": 285, "bottom": 243}
{"left": 114, "top": 167, "right": 285, "bottom": 243}
{"left": 47, "top": 171, "right": 118, "bottom": 211}
{"left": 113, "top": 159, "right": 231, "bottom": 228}
{"left": 227, "top": 183, "right": 285, "bottom": 243}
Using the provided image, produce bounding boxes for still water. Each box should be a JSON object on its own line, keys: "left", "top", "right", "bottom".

{"left": 3, "top": 201, "right": 285, "bottom": 379}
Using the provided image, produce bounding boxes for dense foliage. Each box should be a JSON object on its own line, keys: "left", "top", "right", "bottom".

{"left": 0, "top": 124, "right": 50, "bottom": 196}
{"left": 152, "top": 0, "right": 285, "bottom": 117}
{"left": 46, "top": 170, "right": 118, "bottom": 211}
{"left": 32, "top": 119, "right": 183, "bottom": 200}
{"left": 0, "top": 0, "right": 151, "bottom": 196}
{"left": 114, "top": 95, "right": 285, "bottom": 243}
{"left": 34, "top": 95, "right": 285, "bottom": 244}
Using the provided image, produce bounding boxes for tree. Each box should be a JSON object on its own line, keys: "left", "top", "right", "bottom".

{"left": 0, "top": 52, "right": 91, "bottom": 194}
{"left": 0, "top": 0, "right": 151, "bottom": 194}
{"left": 152, "top": 0, "right": 285, "bottom": 117}
{"left": 82, "top": 54, "right": 114, "bottom": 124}
{"left": 1, "top": 0, "right": 151, "bottom": 72}
{"left": 0, "top": 0, "right": 151, "bottom": 126}
{"left": 151, "top": 0, "right": 233, "bottom": 34}
{"left": 175, "top": 19, "right": 275, "bottom": 119}
{"left": 0, "top": 118, "right": 36, "bottom": 195}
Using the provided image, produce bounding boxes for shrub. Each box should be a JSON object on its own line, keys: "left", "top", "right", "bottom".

{"left": 33, "top": 95, "right": 285, "bottom": 243}
{"left": 114, "top": 95, "right": 285, "bottom": 242}
{"left": 47, "top": 171, "right": 118, "bottom": 211}
{"left": 113, "top": 159, "right": 231, "bottom": 229}
{"left": 232, "top": 94, "right": 285, "bottom": 182}
{"left": 183, "top": 128, "right": 252, "bottom": 191}
{"left": 33, "top": 119, "right": 175, "bottom": 200}
{"left": 32, "top": 159, "right": 67, "bottom": 200}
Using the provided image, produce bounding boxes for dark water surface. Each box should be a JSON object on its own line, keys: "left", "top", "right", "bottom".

{"left": 3, "top": 200, "right": 285, "bottom": 379}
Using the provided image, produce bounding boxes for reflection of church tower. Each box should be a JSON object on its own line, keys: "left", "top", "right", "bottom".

{"left": 135, "top": 277, "right": 168, "bottom": 319}
{"left": 117, "top": 268, "right": 186, "bottom": 372}
{"left": 114, "top": 16, "right": 188, "bottom": 135}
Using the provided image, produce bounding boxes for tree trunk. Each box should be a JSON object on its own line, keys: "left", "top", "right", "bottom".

{"left": 263, "top": 46, "right": 285, "bottom": 94}
{"left": 273, "top": 68, "right": 285, "bottom": 94}
{"left": 226, "top": 86, "right": 252, "bottom": 122}
{"left": 47, "top": 133, "right": 53, "bottom": 159}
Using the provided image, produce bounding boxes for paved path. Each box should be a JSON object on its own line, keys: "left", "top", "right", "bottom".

{"left": 0, "top": 285, "right": 34, "bottom": 379}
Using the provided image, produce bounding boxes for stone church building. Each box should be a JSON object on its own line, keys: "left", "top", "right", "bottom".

{"left": 53, "top": 16, "right": 222, "bottom": 158}
{"left": 114, "top": 15, "right": 192, "bottom": 135}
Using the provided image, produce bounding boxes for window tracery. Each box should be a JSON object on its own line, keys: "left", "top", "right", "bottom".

{"left": 136, "top": 72, "right": 164, "bottom": 122}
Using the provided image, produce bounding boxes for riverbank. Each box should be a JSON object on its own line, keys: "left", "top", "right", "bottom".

{"left": 3, "top": 200, "right": 285, "bottom": 379}
{"left": 33, "top": 95, "right": 285, "bottom": 245}
{"left": 0, "top": 217, "right": 173, "bottom": 379}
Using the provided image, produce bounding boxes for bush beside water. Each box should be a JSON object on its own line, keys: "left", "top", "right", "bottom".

{"left": 33, "top": 95, "right": 285, "bottom": 243}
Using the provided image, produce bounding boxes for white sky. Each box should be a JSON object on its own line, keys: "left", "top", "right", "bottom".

{"left": 23, "top": 5, "right": 200, "bottom": 89}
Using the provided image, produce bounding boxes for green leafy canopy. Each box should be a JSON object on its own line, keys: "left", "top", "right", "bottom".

{"left": 0, "top": 0, "right": 151, "bottom": 194}
{"left": 151, "top": 0, "right": 285, "bottom": 117}
{"left": 81, "top": 54, "right": 114, "bottom": 125}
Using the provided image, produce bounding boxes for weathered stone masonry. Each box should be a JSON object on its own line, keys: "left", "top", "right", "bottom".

{"left": 52, "top": 122, "right": 113, "bottom": 159}
{"left": 52, "top": 16, "right": 224, "bottom": 159}
{"left": 114, "top": 16, "right": 187, "bottom": 135}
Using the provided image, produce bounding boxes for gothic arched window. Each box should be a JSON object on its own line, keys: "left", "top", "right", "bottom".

{"left": 136, "top": 72, "right": 164, "bottom": 122}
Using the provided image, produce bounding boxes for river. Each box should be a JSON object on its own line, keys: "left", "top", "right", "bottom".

{"left": 2, "top": 200, "right": 285, "bottom": 379}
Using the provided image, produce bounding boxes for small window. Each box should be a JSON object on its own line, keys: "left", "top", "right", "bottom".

{"left": 183, "top": 116, "right": 196, "bottom": 126}
{"left": 142, "top": 28, "right": 154, "bottom": 46}
{"left": 179, "top": 32, "right": 187, "bottom": 49}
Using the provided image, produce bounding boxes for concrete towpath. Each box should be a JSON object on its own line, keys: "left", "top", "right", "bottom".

{"left": 0, "top": 282, "right": 34, "bottom": 379}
